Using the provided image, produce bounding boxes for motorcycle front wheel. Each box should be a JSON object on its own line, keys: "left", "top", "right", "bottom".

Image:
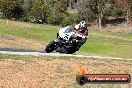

{"left": 45, "top": 40, "right": 58, "bottom": 53}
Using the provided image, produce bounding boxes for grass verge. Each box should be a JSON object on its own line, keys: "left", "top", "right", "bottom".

{"left": 0, "top": 54, "right": 132, "bottom": 88}
{"left": 0, "top": 19, "right": 132, "bottom": 59}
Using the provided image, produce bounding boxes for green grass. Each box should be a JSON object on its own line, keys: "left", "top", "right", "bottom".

{"left": 90, "top": 29, "right": 132, "bottom": 40}
{"left": 0, "top": 19, "right": 58, "bottom": 42}
{"left": 80, "top": 31, "right": 132, "bottom": 58}
{"left": 0, "top": 19, "right": 132, "bottom": 59}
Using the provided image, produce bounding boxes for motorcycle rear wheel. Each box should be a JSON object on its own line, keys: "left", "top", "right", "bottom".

{"left": 66, "top": 48, "right": 77, "bottom": 54}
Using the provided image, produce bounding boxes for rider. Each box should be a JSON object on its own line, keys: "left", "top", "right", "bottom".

{"left": 55, "top": 17, "right": 89, "bottom": 53}
{"left": 74, "top": 18, "right": 88, "bottom": 45}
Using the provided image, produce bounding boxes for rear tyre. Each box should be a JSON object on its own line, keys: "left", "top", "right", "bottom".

{"left": 66, "top": 49, "right": 76, "bottom": 54}
{"left": 45, "top": 41, "right": 58, "bottom": 53}
{"left": 66, "top": 46, "right": 79, "bottom": 54}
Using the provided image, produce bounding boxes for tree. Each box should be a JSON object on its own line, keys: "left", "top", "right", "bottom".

{"left": 76, "top": 0, "right": 127, "bottom": 28}
{"left": 98, "top": 0, "right": 116, "bottom": 28}
{"left": 76, "top": 0, "right": 108, "bottom": 28}
{"left": 115, "top": 0, "right": 132, "bottom": 24}
{"left": 47, "top": 0, "right": 69, "bottom": 25}
{"left": 0, "top": 0, "right": 24, "bottom": 20}
{"left": 29, "top": 0, "right": 45, "bottom": 21}
{"left": 22, "top": 0, "right": 33, "bottom": 21}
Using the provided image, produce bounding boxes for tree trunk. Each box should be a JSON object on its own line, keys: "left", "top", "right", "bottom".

{"left": 127, "top": 4, "right": 130, "bottom": 24}
{"left": 99, "top": 13, "right": 102, "bottom": 29}
{"left": 126, "top": 0, "right": 131, "bottom": 24}
{"left": 98, "top": 5, "right": 103, "bottom": 29}
{"left": 69, "top": 0, "right": 71, "bottom": 9}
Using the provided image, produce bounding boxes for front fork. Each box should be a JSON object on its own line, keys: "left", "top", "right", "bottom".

{"left": 54, "top": 38, "right": 62, "bottom": 49}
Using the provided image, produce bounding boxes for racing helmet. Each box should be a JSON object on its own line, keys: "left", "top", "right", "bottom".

{"left": 78, "top": 21, "right": 87, "bottom": 32}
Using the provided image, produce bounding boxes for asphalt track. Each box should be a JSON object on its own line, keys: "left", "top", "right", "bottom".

{"left": 0, "top": 48, "right": 131, "bottom": 61}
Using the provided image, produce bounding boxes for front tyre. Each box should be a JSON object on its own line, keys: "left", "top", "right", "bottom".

{"left": 45, "top": 41, "right": 58, "bottom": 53}
{"left": 76, "top": 75, "right": 87, "bottom": 85}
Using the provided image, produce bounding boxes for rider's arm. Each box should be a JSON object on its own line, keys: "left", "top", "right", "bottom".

{"left": 81, "top": 29, "right": 88, "bottom": 38}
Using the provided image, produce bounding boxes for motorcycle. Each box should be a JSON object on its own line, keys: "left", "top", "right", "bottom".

{"left": 45, "top": 26, "right": 87, "bottom": 54}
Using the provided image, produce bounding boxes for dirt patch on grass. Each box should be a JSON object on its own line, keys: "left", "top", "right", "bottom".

{"left": 91, "top": 33, "right": 132, "bottom": 42}
{"left": 90, "top": 23, "right": 132, "bottom": 33}
{"left": 0, "top": 56, "right": 132, "bottom": 88}
{"left": 0, "top": 34, "right": 46, "bottom": 50}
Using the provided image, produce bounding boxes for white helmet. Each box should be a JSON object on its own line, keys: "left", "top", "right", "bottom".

{"left": 79, "top": 21, "right": 87, "bottom": 32}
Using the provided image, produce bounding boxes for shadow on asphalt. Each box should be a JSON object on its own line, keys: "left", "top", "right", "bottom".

{"left": 0, "top": 48, "right": 45, "bottom": 53}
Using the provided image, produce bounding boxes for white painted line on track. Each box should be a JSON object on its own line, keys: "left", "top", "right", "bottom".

{"left": 0, "top": 51, "right": 132, "bottom": 61}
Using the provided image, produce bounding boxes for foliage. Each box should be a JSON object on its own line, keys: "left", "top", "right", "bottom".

{"left": 61, "top": 16, "right": 74, "bottom": 27}
{"left": 0, "top": 0, "right": 131, "bottom": 25}
{"left": 22, "top": 0, "right": 33, "bottom": 21}
{"left": 76, "top": 0, "right": 131, "bottom": 25}
{"left": 28, "top": 0, "right": 45, "bottom": 21}
{"left": 111, "top": 6, "right": 124, "bottom": 17}
{"left": 46, "top": 0, "right": 69, "bottom": 25}
{"left": 61, "top": 13, "right": 83, "bottom": 26}
{"left": 0, "top": 0, "right": 24, "bottom": 20}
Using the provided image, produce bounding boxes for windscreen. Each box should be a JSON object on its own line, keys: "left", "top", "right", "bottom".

{"left": 64, "top": 26, "right": 74, "bottom": 33}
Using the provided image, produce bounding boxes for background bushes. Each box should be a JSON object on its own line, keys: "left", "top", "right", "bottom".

{"left": 0, "top": 0, "right": 131, "bottom": 26}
